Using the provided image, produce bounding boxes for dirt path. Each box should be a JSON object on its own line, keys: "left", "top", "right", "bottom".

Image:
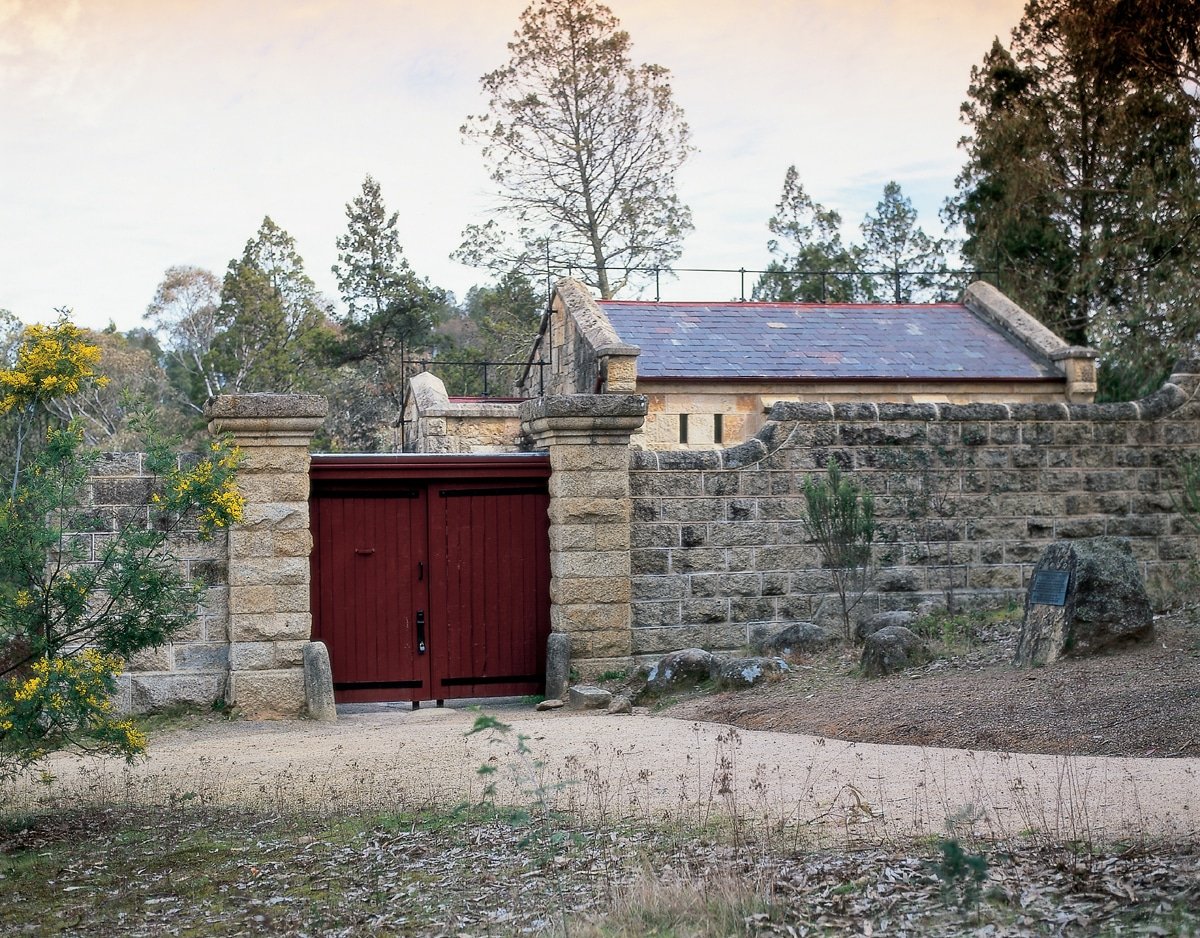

{"left": 6, "top": 703, "right": 1197, "bottom": 845}
{"left": 672, "top": 612, "right": 1200, "bottom": 758}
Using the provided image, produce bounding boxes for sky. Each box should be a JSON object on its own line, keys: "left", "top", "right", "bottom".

{"left": 0, "top": 0, "right": 1027, "bottom": 333}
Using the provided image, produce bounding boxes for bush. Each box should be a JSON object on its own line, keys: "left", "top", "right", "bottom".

{"left": 0, "top": 319, "right": 242, "bottom": 777}
{"left": 803, "top": 459, "right": 876, "bottom": 641}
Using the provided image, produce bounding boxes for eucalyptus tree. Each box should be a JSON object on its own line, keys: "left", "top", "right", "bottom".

{"left": 144, "top": 265, "right": 223, "bottom": 412}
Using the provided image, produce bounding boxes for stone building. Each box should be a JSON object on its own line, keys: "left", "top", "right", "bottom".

{"left": 515, "top": 278, "right": 1098, "bottom": 450}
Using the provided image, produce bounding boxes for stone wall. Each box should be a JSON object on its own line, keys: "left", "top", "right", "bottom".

{"left": 522, "top": 278, "right": 639, "bottom": 396}
{"left": 72, "top": 454, "right": 232, "bottom": 713}
{"left": 625, "top": 362, "right": 1200, "bottom": 656}
{"left": 403, "top": 372, "right": 524, "bottom": 453}
{"left": 80, "top": 395, "right": 328, "bottom": 717}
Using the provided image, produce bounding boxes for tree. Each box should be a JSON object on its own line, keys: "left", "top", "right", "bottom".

{"left": 0, "top": 316, "right": 107, "bottom": 495}
{"left": 144, "top": 265, "right": 223, "bottom": 412}
{"left": 860, "top": 181, "right": 952, "bottom": 302}
{"left": 212, "top": 217, "right": 334, "bottom": 393}
{"left": 326, "top": 179, "right": 449, "bottom": 444}
{"left": 803, "top": 459, "right": 876, "bottom": 642}
{"left": 0, "top": 325, "right": 243, "bottom": 776}
{"left": 1094, "top": 0, "right": 1200, "bottom": 120}
{"left": 946, "top": 0, "right": 1200, "bottom": 396}
{"left": 463, "top": 269, "right": 544, "bottom": 365}
{"left": 332, "top": 174, "right": 404, "bottom": 325}
{"left": 457, "top": 0, "right": 693, "bottom": 299}
{"left": 754, "top": 167, "right": 866, "bottom": 302}
{"left": 43, "top": 327, "right": 185, "bottom": 449}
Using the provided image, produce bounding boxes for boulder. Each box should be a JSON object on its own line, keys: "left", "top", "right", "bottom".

{"left": 567, "top": 685, "right": 612, "bottom": 710}
{"left": 535, "top": 698, "right": 564, "bottom": 712}
{"left": 644, "top": 648, "right": 719, "bottom": 695}
{"left": 856, "top": 610, "right": 917, "bottom": 643}
{"left": 606, "top": 694, "right": 633, "bottom": 715}
{"left": 860, "top": 626, "right": 929, "bottom": 676}
{"left": 716, "top": 656, "right": 790, "bottom": 690}
{"left": 1015, "top": 537, "right": 1153, "bottom": 667}
{"left": 754, "top": 622, "right": 834, "bottom": 657}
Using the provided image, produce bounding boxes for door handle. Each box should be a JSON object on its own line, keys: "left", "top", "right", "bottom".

{"left": 355, "top": 548, "right": 375, "bottom": 556}
{"left": 416, "top": 610, "right": 427, "bottom": 654}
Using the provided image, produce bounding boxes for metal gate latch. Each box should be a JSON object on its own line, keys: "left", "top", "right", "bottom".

{"left": 416, "top": 610, "right": 427, "bottom": 654}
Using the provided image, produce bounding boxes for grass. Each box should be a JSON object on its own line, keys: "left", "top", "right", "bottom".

{"left": 3, "top": 802, "right": 1196, "bottom": 937}
{"left": 3, "top": 684, "right": 1198, "bottom": 936}
{"left": 910, "top": 602, "right": 1021, "bottom": 654}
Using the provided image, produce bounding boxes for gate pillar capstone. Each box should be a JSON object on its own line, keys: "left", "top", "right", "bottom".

{"left": 519, "top": 395, "right": 647, "bottom": 679}
{"left": 206, "top": 394, "right": 327, "bottom": 717}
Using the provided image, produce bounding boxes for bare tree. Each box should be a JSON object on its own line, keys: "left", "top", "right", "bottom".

{"left": 457, "top": 0, "right": 693, "bottom": 299}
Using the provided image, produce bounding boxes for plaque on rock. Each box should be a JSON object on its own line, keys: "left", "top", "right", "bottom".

{"left": 1014, "top": 537, "right": 1153, "bottom": 668}
{"left": 1028, "top": 569, "right": 1070, "bottom": 607}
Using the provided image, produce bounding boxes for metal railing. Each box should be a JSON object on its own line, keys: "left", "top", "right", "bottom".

{"left": 552, "top": 264, "right": 1001, "bottom": 303}
{"left": 405, "top": 358, "right": 547, "bottom": 398}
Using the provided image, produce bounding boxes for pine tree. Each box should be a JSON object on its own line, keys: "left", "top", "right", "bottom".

{"left": 212, "top": 217, "right": 332, "bottom": 393}
{"left": 946, "top": 0, "right": 1200, "bottom": 396}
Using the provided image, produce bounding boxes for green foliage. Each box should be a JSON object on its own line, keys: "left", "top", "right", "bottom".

{"left": 0, "top": 391, "right": 242, "bottom": 776}
{"left": 860, "top": 182, "right": 953, "bottom": 302}
{"left": 457, "top": 0, "right": 693, "bottom": 299}
{"left": 947, "top": 0, "right": 1200, "bottom": 398}
{"left": 324, "top": 177, "right": 450, "bottom": 450}
{"left": 462, "top": 269, "right": 543, "bottom": 364}
{"left": 143, "top": 265, "right": 224, "bottom": 413}
{"left": 212, "top": 216, "right": 334, "bottom": 394}
{"left": 802, "top": 459, "right": 876, "bottom": 641}
{"left": 931, "top": 838, "right": 989, "bottom": 911}
{"left": 756, "top": 171, "right": 952, "bottom": 302}
{"left": 755, "top": 167, "right": 866, "bottom": 302}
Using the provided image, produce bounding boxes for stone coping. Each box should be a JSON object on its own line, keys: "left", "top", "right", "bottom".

{"left": 205, "top": 393, "right": 328, "bottom": 420}
{"left": 425, "top": 401, "right": 522, "bottom": 419}
{"left": 519, "top": 394, "right": 648, "bottom": 422}
{"left": 629, "top": 375, "right": 1194, "bottom": 471}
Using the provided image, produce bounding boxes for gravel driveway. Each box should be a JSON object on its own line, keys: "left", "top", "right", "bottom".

{"left": 7, "top": 701, "right": 1198, "bottom": 844}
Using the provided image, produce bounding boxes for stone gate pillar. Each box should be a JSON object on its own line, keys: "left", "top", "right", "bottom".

{"left": 206, "top": 393, "right": 327, "bottom": 717}
{"left": 519, "top": 395, "right": 647, "bottom": 679}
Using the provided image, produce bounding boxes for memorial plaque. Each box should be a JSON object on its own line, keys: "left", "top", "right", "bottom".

{"left": 1029, "top": 569, "right": 1070, "bottom": 607}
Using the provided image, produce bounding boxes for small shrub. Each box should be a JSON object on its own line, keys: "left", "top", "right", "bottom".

{"left": 803, "top": 458, "right": 875, "bottom": 641}
{"left": 931, "top": 837, "right": 989, "bottom": 912}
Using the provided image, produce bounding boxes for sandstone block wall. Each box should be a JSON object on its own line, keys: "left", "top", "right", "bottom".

{"left": 404, "top": 372, "right": 525, "bottom": 453}
{"left": 522, "top": 278, "right": 639, "bottom": 397}
{"left": 627, "top": 363, "right": 1200, "bottom": 655}
{"left": 68, "top": 453, "right": 232, "bottom": 713}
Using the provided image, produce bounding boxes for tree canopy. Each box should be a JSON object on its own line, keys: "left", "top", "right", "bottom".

{"left": 946, "top": 0, "right": 1200, "bottom": 398}
{"left": 756, "top": 170, "right": 950, "bottom": 303}
{"left": 456, "top": 0, "right": 693, "bottom": 298}
{"left": 212, "top": 217, "right": 334, "bottom": 394}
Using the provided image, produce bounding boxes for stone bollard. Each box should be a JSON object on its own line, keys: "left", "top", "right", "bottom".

{"left": 303, "top": 641, "right": 337, "bottom": 722}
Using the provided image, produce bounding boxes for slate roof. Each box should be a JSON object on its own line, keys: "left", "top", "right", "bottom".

{"left": 598, "top": 301, "right": 1062, "bottom": 381}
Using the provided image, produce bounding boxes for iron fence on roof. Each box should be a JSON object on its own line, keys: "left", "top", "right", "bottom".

{"left": 550, "top": 265, "right": 1001, "bottom": 304}
{"left": 404, "top": 357, "right": 546, "bottom": 399}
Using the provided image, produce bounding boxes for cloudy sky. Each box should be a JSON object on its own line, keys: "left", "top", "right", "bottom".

{"left": 0, "top": 0, "right": 1026, "bottom": 332}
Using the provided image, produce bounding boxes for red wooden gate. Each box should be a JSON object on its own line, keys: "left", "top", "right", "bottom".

{"left": 309, "top": 456, "right": 551, "bottom": 704}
